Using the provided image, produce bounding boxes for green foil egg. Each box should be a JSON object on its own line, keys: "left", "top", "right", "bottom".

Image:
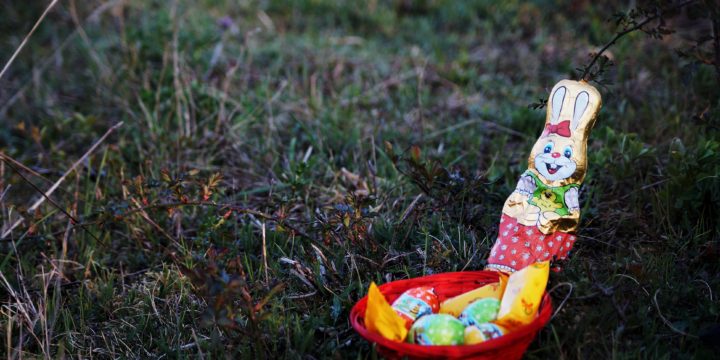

{"left": 458, "top": 298, "right": 500, "bottom": 326}
{"left": 407, "top": 314, "right": 465, "bottom": 346}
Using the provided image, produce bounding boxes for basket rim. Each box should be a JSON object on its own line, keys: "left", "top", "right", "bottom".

{"left": 349, "top": 270, "right": 553, "bottom": 355}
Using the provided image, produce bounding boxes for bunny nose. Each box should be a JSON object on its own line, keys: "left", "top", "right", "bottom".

{"left": 551, "top": 152, "right": 561, "bottom": 158}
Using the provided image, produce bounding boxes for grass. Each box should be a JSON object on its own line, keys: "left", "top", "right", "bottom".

{"left": 1, "top": 0, "right": 719, "bottom": 358}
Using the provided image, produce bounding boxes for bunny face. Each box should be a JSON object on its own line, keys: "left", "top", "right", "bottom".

{"left": 528, "top": 80, "right": 601, "bottom": 185}
{"left": 534, "top": 137, "right": 577, "bottom": 181}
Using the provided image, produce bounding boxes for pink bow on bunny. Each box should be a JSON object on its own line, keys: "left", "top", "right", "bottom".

{"left": 543, "top": 120, "right": 571, "bottom": 137}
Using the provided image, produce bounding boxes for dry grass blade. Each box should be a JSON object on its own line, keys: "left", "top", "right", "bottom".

{"left": 262, "top": 222, "right": 269, "bottom": 284}
{"left": 549, "top": 282, "right": 574, "bottom": 320}
{"left": 653, "top": 289, "right": 698, "bottom": 338}
{"left": 0, "top": 0, "right": 60, "bottom": 81}
{"left": 398, "top": 194, "right": 422, "bottom": 225}
{"left": 1, "top": 122, "right": 124, "bottom": 238}
{"left": 27, "top": 122, "right": 124, "bottom": 213}
{"left": 0, "top": 0, "right": 124, "bottom": 116}
{"left": 0, "top": 153, "right": 53, "bottom": 185}
{"left": 68, "top": 0, "right": 112, "bottom": 80}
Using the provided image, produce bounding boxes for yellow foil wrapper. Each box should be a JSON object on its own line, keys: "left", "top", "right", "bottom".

{"left": 364, "top": 282, "right": 408, "bottom": 342}
{"left": 439, "top": 275, "right": 508, "bottom": 317}
{"left": 464, "top": 323, "right": 508, "bottom": 345}
{"left": 503, "top": 80, "right": 602, "bottom": 234}
{"left": 494, "top": 261, "right": 549, "bottom": 330}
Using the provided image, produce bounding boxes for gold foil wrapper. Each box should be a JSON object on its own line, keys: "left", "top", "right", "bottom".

{"left": 502, "top": 80, "right": 602, "bottom": 234}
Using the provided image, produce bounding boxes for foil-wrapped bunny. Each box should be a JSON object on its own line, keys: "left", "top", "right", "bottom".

{"left": 486, "top": 80, "right": 602, "bottom": 273}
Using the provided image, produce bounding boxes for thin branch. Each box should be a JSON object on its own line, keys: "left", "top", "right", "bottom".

{"left": 129, "top": 197, "right": 181, "bottom": 249}
{"left": 580, "top": 0, "right": 697, "bottom": 81}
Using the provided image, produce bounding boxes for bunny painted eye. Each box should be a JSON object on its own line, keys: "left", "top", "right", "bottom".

{"left": 563, "top": 146, "right": 572, "bottom": 159}
{"left": 543, "top": 143, "right": 553, "bottom": 154}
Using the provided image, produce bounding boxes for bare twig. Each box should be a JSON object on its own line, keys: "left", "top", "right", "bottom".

{"left": 129, "top": 197, "right": 181, "bottom": 249}
{"left": 580, "top": 0, "right": 697, "bottom": 81}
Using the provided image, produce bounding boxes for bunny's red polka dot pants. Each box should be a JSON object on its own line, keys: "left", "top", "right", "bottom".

{"left": 486, "top": 214, "right": 576, "bottom": 272}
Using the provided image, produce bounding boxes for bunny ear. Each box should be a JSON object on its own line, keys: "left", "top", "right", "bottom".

{"left": 572, "top": 91, "right": 590, "bottom": 130}
{"left": 550, "top": 86, "right": 566, "bottom": 124}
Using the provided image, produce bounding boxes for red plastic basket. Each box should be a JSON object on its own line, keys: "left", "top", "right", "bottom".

{"left": 350, "top": 271, "right": 552, "bottom": 360}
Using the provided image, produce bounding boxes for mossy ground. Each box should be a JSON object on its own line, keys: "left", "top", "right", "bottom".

{"left": 1, "top": 1, "right": 718, "bottom": 358}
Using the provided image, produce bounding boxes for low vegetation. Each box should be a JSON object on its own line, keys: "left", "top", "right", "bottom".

{"left": 1, "top": 0, "right": 718, "bottom": 358}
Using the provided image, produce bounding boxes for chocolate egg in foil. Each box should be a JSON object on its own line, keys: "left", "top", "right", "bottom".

{"left": 391, "top": 286, "right": 439, "bottom": 328}
{"left": 458, "top": 297, "right": 500, "bottom": 326}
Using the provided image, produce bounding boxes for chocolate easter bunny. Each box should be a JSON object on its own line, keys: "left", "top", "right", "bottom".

{"left": 486, "top": 80, "right": 602, "bottom": 273}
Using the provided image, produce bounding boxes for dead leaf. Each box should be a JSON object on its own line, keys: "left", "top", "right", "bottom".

{"left": 340, "top": 167, "right": 369, "bottom": 196}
